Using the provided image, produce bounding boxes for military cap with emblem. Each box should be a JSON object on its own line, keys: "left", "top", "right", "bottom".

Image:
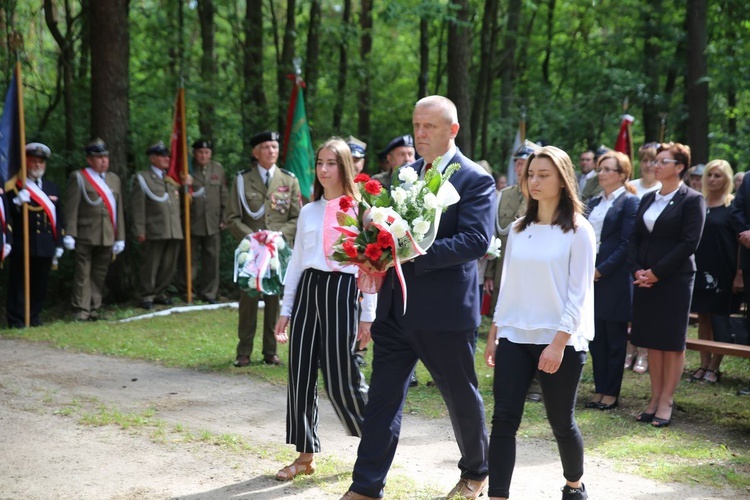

{"left": 345, "top": 135, "right": 367, "bottom": 159}
{"left": 594, "top": 145, "right": 612, "bottom": 161}
{"left": 513, "top": 139, "right": 540, "bottom": 160}
{"left": 85, "top": 138, "right": 109, "bottom": 157}
{"left": 192, "top": 139, "right": 212, "bottom": 150}
{"left": 25, "top": 142, "right": 52, "bottom": 159}
{"left": 249, "top": 131, "right": 280, "bottom": 148}
{"left": 380, "top": 134, "right": 415, "bottom": 158}
{"left": 690, "top": 163, "right": 706, "bottom": 177}
{"left": 146, "top": 140, "right": 170, "bottom": 156}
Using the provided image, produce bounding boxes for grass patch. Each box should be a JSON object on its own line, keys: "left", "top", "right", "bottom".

{"left": 4, "top": 309, "right": 750, "bottom": 492}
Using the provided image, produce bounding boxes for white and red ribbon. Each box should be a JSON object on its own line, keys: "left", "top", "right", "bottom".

{"left": 22, "top": 180, "right": 58, "bottom": 240}
{"left": 81, "top": 168, "right": 117, "bottom": 234}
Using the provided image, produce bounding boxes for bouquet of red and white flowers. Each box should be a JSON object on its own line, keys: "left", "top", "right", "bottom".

{"left": 234, "top": 230, "right": 292, "bottom": 298}
{"left": 324, "top": 159, "right": 460, "bottom": 310}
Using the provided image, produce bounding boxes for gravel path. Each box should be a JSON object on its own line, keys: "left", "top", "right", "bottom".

{"left": 0, "top": 338, "right": 738, "bottom": 499}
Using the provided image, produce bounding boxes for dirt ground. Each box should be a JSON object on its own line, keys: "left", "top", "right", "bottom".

{"left": 0, "top": 337, "right": 741, "bottom": 499}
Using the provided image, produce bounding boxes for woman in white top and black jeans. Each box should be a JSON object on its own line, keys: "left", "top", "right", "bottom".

{"left": 484, "top": 146, "right": 595, "bottom": 500}
{"left": 273, "top": 138, "right": 376, "bottom": 481}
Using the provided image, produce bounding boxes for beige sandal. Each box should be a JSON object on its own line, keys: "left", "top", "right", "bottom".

{"left": 275, "top": 457, "right": 316, "bottom": 481}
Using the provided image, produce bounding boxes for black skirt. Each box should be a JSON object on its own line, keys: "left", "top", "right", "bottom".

{"left": 631, "top": 272, "right": 695, "bottom": 351}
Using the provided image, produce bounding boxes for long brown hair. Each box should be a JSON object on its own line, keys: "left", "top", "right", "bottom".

{"left": 312, "top": 137, "right": 358, "bottom": 201}
{"left": 517, "top": 145, "right": 583, "bottom": 233}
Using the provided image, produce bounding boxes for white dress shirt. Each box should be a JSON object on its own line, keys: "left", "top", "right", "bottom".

{"left": 642, "top": 187, "right": 679, "bottom": 233}
{"left": 257, "top": 164, "right": 277, "bottom": 185}
{"left": 587, "top": 186, "right": 626, "bottom": 253}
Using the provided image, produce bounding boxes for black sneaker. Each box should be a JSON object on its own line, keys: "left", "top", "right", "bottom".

{"left": 354, "top": 353, "right": 366, "bottom": 367}
{"left": 561, "top": 483, "right": 587, "bottom": 500}
{"left": 409, "top": 373, "right": 419, "bottom": 387}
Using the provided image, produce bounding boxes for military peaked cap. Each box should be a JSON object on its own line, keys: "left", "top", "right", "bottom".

{"left": 26, "top": 142, "right": 51, "bottom": 159}
{"left": 146, "top": 140, "right": 170, "bottom": 156}
{"left": 85, "top": 138, "right": 109, "bottom": 157}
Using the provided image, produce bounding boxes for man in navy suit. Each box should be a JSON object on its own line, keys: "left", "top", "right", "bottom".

{"left": 6, "top": 143, "right": 65, "bottom": 327}
{"left": 341, "top": 96, "right": 495, "bottom": 500}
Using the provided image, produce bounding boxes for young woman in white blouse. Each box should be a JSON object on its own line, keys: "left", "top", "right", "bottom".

{"left": 273, "top": 138, "right": 375, "bottom": 481}
{"left": 484, "top": 145, "right": 595, "bottom": 500}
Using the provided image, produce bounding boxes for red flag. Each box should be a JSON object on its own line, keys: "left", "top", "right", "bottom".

{"left": 167, "top": 88, "right": 187, "bottom": 185}
{"left": 614, "top": 114, "right": 635, "bottom": 160}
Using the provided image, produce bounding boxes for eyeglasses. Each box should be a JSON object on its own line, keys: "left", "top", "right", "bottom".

{"left": 655, "top": 158, "right": 678, "bottom": 166}
{"left": 600, "top": 166, "right": 621, "bottom": 174}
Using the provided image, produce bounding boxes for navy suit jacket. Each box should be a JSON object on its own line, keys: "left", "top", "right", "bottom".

{"left": 587, "top": 191, "right": 639, "bottom": 321}
{"left": 628, "top": 183, "right": 705, "bottom": 279}
{"left": 731, "top": 172, "right": 750, "bottom": 269}
{"left": 8, "top": 179, "right": 64, "bottom": 258}
{"left": 375, "top": 149, "right": 495, "bottom": 332}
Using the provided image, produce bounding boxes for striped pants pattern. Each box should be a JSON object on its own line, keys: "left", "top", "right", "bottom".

{"left": 286, "top": 269, "right": 369, "bottom": 453}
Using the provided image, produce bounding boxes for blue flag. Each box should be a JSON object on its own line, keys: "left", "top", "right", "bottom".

{"left": 0, "top": 74, "right": 21, "bottom": 191}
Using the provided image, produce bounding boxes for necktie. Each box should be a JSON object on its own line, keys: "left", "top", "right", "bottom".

{"left": 265, "top": 172, "right": 270, "bottom": 187}
{"left": 424, "top": 162, "right": 433, "bottom": 173}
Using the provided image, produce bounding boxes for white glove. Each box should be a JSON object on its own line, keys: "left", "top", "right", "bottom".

{"left": 113, "top": 240, "right": 125, "bottom": 255}
{"left": 63, "top": 235, "right": 76, "bottom": 251}
{"left": 54, "top": 247, "right": 64, "bottom": 259}
{"left": 13, "top": 189, "right": 30, "bottom": 205}
{"left": 2, "top": 243, "right": 10, "bottom": 259}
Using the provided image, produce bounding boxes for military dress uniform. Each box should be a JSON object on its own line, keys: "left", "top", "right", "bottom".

{"left": 6, "top": 145, "right": 65, "bottom": 327}
{"left": 65, "top": 143, "right": 126, "bottom": 321}
{"left": 131, "top": 165, "right": 184, "bottom": 305}
{"left": 178, "top": 156, "right": 228, "bottom": 302}
{"left": 225, "top": 164, "right": 300, "bottom": 364}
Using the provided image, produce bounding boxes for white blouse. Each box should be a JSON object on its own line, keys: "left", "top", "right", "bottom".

{"left": 281, "top": 197, "right": 376, "bottom": 321}
{"left": 587, "top": 186, "right": 626, "bottom": 253}
{"left": 642, "top": 187, "right": 679, "bottom": 233}
{"left": 492, "top": 214, "right": 596, "bottom": 351}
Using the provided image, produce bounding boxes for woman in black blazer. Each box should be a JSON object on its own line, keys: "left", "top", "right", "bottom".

{"left": 629, "top": 143, "right": 706, "bottom": 428}
{"left": 585, "top": 152, "right": 639, "bottom": 410}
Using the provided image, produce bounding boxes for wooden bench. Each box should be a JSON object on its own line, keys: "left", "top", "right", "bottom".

{"left": 685, "top": 338, "right": 750, "bottom": 358}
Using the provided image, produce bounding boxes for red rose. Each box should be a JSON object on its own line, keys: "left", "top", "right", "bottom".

{"left": 354, "top": 173, "right": 370, "bottom": 183}
{"left": 339, "top": 196, "right": 355, "bottom": 212}
{"left": 377, "top": 230, "right": 393, "bottom": 249}
{"left": 364, "top": 243, "right": 383, "bottom": 261}
{"left": 364, "top": 179, "right": 382, "bottom": 195}
{"left": 342, "top": 240, "right": 359, "bottom": 259}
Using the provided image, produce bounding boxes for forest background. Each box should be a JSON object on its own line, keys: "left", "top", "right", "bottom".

{"left": 0, "top": 0, "right": 748, "bottom": 307}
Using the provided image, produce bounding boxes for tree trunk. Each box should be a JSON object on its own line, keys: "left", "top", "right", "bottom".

{"left": 78, "top": 0, "right": 89, "bottom": 80}
{"left": 498, "top": 0, "right": 522, "bottom": 163}
{"left": 242, "top": 0, "right": 267, "bottom": 156}
{"left": 332, "top": 0, "right": 351, "bottom": 130}
{"left": 90, "top": 0, "right": 131, "bottom": 301}
{"left": 277, "top": 0, "right": 297, "bottom": 134}
{"left": 686, "top": 0, "right": 708, "bottom": 164}
{"left": 43, "top": 0, "right": 76, "bottom": 155}
{"left": 641, "top": 1, "right": 661, "bottom": 142}
{"left": 358, "top": 0, "right": 373, "bottom": 143}
{"left": 542, "top": 0, "right": 556, "bottom": 85}
{"left": 447, "top": 0, "right": 472, "bottom": 157}
{"left": 304, "top": 0, "right": 321, "bottom": 119}
{"left": 418, "top": 15, "right": 429, "bottom": 99}
{"left": 470, "top": 0, "right": 498, "bottom": 160}
{"left": 197, "top": 0, "right": 216, "bottom": 139}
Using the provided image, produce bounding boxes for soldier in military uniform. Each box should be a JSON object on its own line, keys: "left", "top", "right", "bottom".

{"left": 580, "top": 145, "right": 611, "bottom": 203}
{"left": 177, "top": 139, "right": 228, "bottom": 303}
{"left": 131, "top": 141, "right": 184, "bottom": 309}
{"left": 225, "top": 131, "right": 301, "bottom": 366}
{"left": 5, "top": 143, "right": 65, "bottom": 327}
{"left": 345, "top": 136, "right": 367, "bottom": 175}
{"left": 0, "top": 189, "right": 11, "bottom": 266}
{"left": 64, "top": 138, "right": 126, "bottom": 321}
{"left": 372, "top": 134, "right": 416, "bottom": 191}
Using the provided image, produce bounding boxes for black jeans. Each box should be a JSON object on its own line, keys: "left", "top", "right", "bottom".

{"left": 488, "top": 338, "right": 585, "bottom": 498}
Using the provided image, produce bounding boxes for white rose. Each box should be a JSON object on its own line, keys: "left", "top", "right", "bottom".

{"left": 390, "top": 220, "right": 409, "bottom": 239}
{"left": 371, "top": 207, "right": 388, "bottom": 225}
{"left": 398, "top": 167, "right": 418, "bottom": 184}
{"left": 413, "top": 218, "right": 430, "bottom": 235}
{"left": 237, "top": 252, "right": 250, "bottom": 265}
{"left": 269, "top": 256, "right": 280, "bottom": 270}
{"left": 392, "top": 187, "right": 408, "bottom": 205}
{"left": 238, "top": 239, "right": 252, "bottom": 252}
{"left": 423, "top": 192, "right": 438, "bottom": 210}
{"left": 274, "top": 237, "right": 286, "bottom": 250}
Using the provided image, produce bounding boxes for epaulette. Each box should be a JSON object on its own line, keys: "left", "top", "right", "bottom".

{"left": 279, "top": 168, "right": 296, "bottom": 178}
{"left": 237, "top": 169, "right": 252, "bottom": 176}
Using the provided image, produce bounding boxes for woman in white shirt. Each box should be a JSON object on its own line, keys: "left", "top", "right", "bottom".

{"left": 484, "top": 146, "right": 595, "bottom": 500}
{"left": 273, "top": 138, "right": 375, "bottom": 481}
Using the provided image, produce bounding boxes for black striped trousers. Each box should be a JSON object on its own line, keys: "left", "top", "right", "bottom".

{"left": 286, "top": 268, "right": 368, "bottom": 453}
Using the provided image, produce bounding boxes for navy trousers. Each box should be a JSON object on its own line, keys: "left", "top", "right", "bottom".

{"left": 349, "top": 310, "right": 489, "bottom": 498}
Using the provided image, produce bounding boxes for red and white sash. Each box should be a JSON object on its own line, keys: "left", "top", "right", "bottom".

{"left": 81, "top": 168, "right": 117, "bottom": 233}
{"left": 22, "top": 180, "right": 58, "bottom": 239}
{"left": 0, "top": 195, "right": 6, "bottom": 252}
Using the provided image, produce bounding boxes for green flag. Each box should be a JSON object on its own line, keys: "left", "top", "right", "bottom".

{"left": 283, "top": 81, "right": 315, "bottom": 199}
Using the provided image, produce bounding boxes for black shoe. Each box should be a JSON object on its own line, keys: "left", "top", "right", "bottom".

{"left": 409, "top": 373, "right": 418, "bottom": 387}
{"left": 561, "top": 483, "right": 587, "bottom": 500}
{"left": 153, "top": 296, "right": 173, "bottom": 306}
{"left": 598, "top": 399, "right": 618, "bottom": 410}
{"left": 584, "top": 401, "right": 602, "bottom": 409}
{"left": 738, "top": 387, "right": 750, "bottom": 396}
{"left": 139, "top": 301, "right": 154, "bottom": 310}
{"left": 636, "top": 411, "right": 655, "bottom": 423}
{"left": 204, "top": 297, "right": 218, "bottom": 304}
{"left": 354, "top": 353, "right": 366, "bottom": 367}
{"left": 527, "top": 391, "right": 543, "bottom": 403}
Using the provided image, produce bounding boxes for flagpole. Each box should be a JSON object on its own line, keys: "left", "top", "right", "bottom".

{"left": 15, "top": 61, "right": 30, "bottom": 327}
{"left": 519, "top": 106, "right": 527, "bottom": 143}
{"left": 623, "top": 98, "right": 633, "bottom": 162}
{"left": 179, "top": 87, "right": 192, "bottom": 304}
